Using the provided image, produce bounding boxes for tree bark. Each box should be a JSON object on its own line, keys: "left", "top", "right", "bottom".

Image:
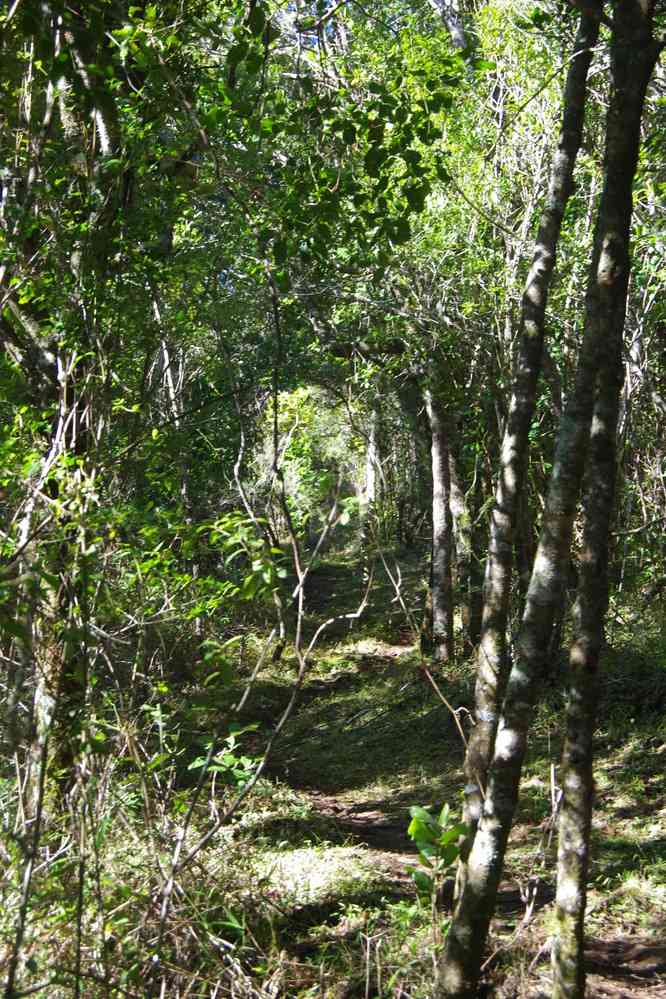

{"left": 462, "top": 7, "right": 600, "bottom": 853}
{"left": 552, "top": 5, "right": 662, "bottom": 995}
{"left": 440, "top": 6, "right": 661, "bottom": 995}
{"left": 425, "top": 389, "right": 455, "bottom": 664}
{"left": 551, "top": 262, "right": 623, "bottom": 999}
{"left": 449, "top": 449, "right": 477, "bottom": 655}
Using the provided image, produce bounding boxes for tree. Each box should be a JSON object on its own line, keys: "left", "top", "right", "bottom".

{"left": 440, "top": 3, "right": 663, "bottom": 995}
{"left": 461, "top": 0, "right": 601, "bottom": 873}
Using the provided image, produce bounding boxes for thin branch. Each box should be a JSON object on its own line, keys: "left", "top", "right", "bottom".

{"left": 485, "top": 43, "right": 606, "bottom": 162}
{"left": 422, "top": 668, "right": 470, "bottom": 752}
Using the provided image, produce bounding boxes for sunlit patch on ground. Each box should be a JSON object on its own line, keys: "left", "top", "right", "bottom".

{"left": 257, "top": 844, "right": 385, "bottom": 904}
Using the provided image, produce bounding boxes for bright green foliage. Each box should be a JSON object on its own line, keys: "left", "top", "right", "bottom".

{"left": 407, "top": 803, "right": 468, "bottom": 904}
{"left": 211, "top": 511, "right": 287, "bottom": 600}
{"left": 188, "top": 722, "right": 260, "bottom": 788}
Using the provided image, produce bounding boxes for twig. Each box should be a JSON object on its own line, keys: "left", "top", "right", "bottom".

{"left": 376, "top": 549, "right": 420, "bottom": 638}
{"left": 422, "top": 668, "right": 469, "bottom": 751}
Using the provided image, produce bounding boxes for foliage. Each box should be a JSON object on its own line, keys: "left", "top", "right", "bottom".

{"left": 407, "top": 803, "right": 468, "bottom": 904}
{"left": 0, "top": 0, "right": 664, "bottom": 994}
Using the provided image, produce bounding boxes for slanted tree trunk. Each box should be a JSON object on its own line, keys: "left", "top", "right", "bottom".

{"left": 552, "top": 5, "right": 663, "bottom": 995}
{"left": 425, "top": 389, "right": 455, "bottom": 663}
{"left": 461, "top": 6, "right": 601, "bottom": 855}
{"left": 440, "top": 6, "right": 661, "bottom": 996}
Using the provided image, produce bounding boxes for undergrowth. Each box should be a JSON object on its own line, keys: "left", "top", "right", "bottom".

{"left": 1, "top": 571, "right": 665, "bottom": 997}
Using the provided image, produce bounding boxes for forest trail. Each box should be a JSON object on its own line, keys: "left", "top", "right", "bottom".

{"left": 244, "top": 554, "right": 666, "bottom": 997}
{"left": 289, "top": 774, "right": 666, "bottom": 997}
{"left": 282, "top": 752, "right": 666, "bottom": 999}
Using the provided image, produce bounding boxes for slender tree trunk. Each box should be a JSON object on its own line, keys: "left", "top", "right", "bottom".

{"left": 514, "top": 485, "right": 536, "bottom": 614}
{"left": 552, "top": 5, "right": 662, "bottom": 995}
{"left": 425, "top": 389, "right": 455, "bottom": 663}
{"left": 28, "top": 377, "right": 93, "bottom": 810}
{"left": 462, "top": 7, "right": 600, "bottom": 851}
{"left": 551, "top": 270, "right": 623, "bottom": 999}
{"left": 440, "top": 7, "right": 661, "bottom": 996}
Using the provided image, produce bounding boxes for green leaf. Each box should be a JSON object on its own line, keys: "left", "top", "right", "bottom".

{"left": 439, "top": 823, "right": 468, "bottom": 847}
{"left": 247, "top": 5, "right": 266, "bottom": 35}
{"left": 227, "top": 42, "right": 249, "bottom": 68}
{"left": 411, "top": 870, "right": 433, "bottom": 895}
{"left": 440, "top": 844, "right": 460, "bottom": 866}
{"left": 147, "top": 752, "right": 171, "bottom": 771}
{"left": 273, "top": 269, "right": 291, "bottom": 291}
{"left": 409, "top": 805, "right": 435, "bottom": 824}
{"left": 364, "top": 144, "right": 387, "bottom": 178}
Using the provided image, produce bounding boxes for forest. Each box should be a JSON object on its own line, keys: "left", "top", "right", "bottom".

{"left": 0, "top": 1, "right": 665, "bottom": 996}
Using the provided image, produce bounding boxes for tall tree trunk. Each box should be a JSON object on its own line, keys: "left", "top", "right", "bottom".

{"left": 440, "top": 7, "right": 661, "bottom": 996}
{"left": 461, "top": 8, "right": 601, "bottom": 854}
{"left": 425, "top": 389, "right": 455, "bottom": 663}
{"left": 514, "top": 484, "right": 536, "bottom": 614}
{"left": 428, "top": 0, "right": 468, "bottom": 50}
{"left": 551, "top": 263, "right": 623, "bottom": 999}
{"left": 552, "top": 5, "right": 662, "bottom": 994}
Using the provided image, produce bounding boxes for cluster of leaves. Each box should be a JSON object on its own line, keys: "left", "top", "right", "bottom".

{"left": 407, "top": 803, "right": 468, "bottom": 904}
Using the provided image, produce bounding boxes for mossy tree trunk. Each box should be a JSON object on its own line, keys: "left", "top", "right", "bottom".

{"left": 461, "top": 5, "right": 601, "bottom": 862}
{"left": 550, "top": 282, "right": 622, "bottom": 999}
{"left": 439, "top": 6, "right": 661, "bottom": 995}
{"left": 552, "top": 3, "right": 662, "bottom": 996}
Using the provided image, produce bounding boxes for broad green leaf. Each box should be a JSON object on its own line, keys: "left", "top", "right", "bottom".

{"left": 248, "top": 5, "right": 266, "bottom": 35}
{"left": 227, "top": 42, "right": 249, "bottom": 68}
{"left": 409, "top": 806, "right": 435, "bottom": 823}
{"left": 412, "top": 870, "right": 433, "bottom": 894}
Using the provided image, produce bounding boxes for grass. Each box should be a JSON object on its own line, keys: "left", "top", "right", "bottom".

{"left": 1, "top": 553, "right": 666, "bottom": 997}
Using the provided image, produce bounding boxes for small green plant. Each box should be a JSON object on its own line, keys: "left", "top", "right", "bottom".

{"left": 407, "top": 803, "right": 468, "bottom": 906}
{"left": 188, "top": 723, "right": 260, "bottom": 788}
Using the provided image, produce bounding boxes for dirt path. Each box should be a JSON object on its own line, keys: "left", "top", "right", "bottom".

{"left": 256, "top": 559, "right": 666, "bottom": 998}
{"left": 302, "top": 788, "right": 666, "bottom": 998}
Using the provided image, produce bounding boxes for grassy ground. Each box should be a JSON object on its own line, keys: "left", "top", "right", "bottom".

{"left": 2, "top": 551, "right": 666, "bottom": 996}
